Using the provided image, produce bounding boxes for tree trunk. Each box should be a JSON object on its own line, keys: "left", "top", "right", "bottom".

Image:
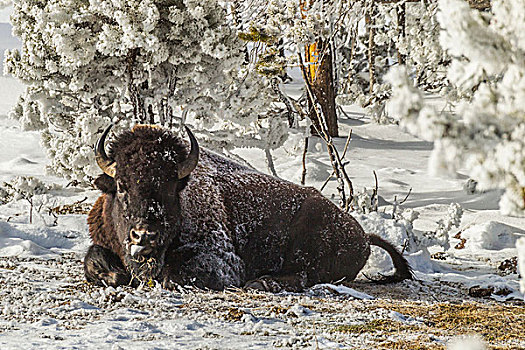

{"left": 305, "top": 39, "right": 339, "bottom": 137}
{"left": 366, "top": 5, "right": 376, "bottom": 95}
{"left": 396, "top": 2, "right": 406, "bottom": 65}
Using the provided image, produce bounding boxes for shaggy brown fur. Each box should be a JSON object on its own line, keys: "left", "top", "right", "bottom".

{"left": 85, "top": 125, "right": 412, "bottom": 291}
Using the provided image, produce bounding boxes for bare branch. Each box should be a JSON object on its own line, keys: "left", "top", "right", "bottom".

{"left": 265, "top": 148, "right": 279, "bottom": 178}
{"left": 371, "top": 170, "right": 379, "bottom": 212}
{"left": 399, "top": 187, "right": 412, "bottom": 205}
{"left": 301, "top": 137, "right": 309, "bottom": 186}
{"left": 320, "top": 129, "right": 352, "bottom": 192}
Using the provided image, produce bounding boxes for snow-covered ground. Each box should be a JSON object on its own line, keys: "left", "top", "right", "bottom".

{"left": 0, "top": 21, "right": 524, "bottom": 350}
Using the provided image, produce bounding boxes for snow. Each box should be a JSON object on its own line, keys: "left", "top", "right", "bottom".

{"left": 0, "top": 91, "right": 522, "bottom": 348}
{"left": 311, "top": 284, "right": 375, "bottom": 300}
{"left": 1, "top": 88, "right": 524, "bottom": 347}
{"left": 461, "top": 221, "right": 525, "bottom": 251}
{"left": 447, "top": 335, "right": 487, "bottom": 350}
{"left": 1, "top": 16, "right": 525, "bottom": 349}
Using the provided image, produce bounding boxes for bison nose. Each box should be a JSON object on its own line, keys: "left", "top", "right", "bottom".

{"left": 129, "top": 228, "right": 159, "bottom": 246}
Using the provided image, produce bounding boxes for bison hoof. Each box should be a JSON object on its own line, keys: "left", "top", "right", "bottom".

{"left": 244, "top": 276, "right": 283, "bottom": 293}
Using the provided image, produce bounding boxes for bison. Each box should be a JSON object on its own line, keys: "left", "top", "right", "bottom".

{"left": 84, "top": 124, "right": 412, "bottom": 291}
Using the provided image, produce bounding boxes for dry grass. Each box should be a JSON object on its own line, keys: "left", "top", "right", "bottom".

{"left": 333, "top": 319, "right": 419, "bottom": 335}
{"left": 367, "top": 300, "right": 525, "bottom": 348}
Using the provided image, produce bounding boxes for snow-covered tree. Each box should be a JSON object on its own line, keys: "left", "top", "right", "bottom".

{"left": 387, "top": 0, "right": 525, "bottom": 216}
{"left": 6, "top": 0, "right": 284, "bottom": 182}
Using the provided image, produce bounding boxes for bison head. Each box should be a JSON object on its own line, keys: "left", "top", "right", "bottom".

{"left": 94, "top": 124, "right": 199, "bottom": 284}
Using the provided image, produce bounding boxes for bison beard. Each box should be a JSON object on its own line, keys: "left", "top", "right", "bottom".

{"left": 84, "top": 125, "right": 413, "bottom": 291}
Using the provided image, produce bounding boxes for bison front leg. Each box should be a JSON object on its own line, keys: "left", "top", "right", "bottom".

{"left": 84, "top": 244, "right": 131, "bottom": 287}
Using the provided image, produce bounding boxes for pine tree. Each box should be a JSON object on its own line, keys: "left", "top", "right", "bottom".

{"left": 6, "top": 0, "right": 284, "bottom": 181}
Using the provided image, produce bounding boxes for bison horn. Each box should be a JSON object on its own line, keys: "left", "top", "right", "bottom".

{"left": 95, "top": 124, "right": 116, "bottom": 178}
{"left": 177, "top": 126, "right": 199, "bottom": 179}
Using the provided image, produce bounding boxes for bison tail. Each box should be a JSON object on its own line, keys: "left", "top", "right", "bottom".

{"left": 368, "top": 233, "right": 413, "bottom": 283}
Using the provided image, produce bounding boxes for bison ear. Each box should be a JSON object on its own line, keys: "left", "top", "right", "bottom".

{"left": 94, "top": 174, "right": 116, "bottom": 194}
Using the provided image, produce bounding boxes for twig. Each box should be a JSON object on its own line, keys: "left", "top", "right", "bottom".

{"left": 320, "top": 129, "right": 352, "bottom": 191}
{"left": 6, "top": 213, "right": 23, "bottom": 223}
{"left": 371, "top": 170, "right": 379, "bottom": 211}
{"left": 399, "top": 188, "right": 412, "bottom": 205}
{"left": 301, "top": 137, "right": 309, "bottom": 186}
{"left": 299, "top": 49, "right": 355, "bottom": 210}
{"left": 27, "top": 198, "right": 33, "bottom": 224}
{"left": 65, "top": 180, "right": 81, "bottom": 188}
{"left": 342, "top": 129, "right": 353, "bottom": 158}
{"left": 298, "top": 50, "right": 345, "bottom": 206}
{"left": 270, "top": 78, "right": 303, "bottom": 127}
{"left": 265, "top": 148, "right": 278, "bottom": 178}
{"left": 400, "top": 239, "right": 409, "bottom": 255}
{"left": 392, "top": 195, "right": 398, "bottom": 220}
{"left": 392, "top": 188, "right": 412, "bottom": 220}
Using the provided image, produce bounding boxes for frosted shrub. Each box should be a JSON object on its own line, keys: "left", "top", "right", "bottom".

{"left": 336, "top": 1, "right": 449, "bottom": 123}
{"left": 0, "top": 187, "right": 10, "bottom": 205}
{"left": 8, "top": 95, "right": 46, "bottom": 131}
{"left": 351, "top": 188, "right": 376, "bottom": 214}
{"left": 398, "top": 2, "right": 447, "bottom": 90}
{"left": 0, "top": 176, "right": 58, "bottom": 223}
{"left": 5, "top": 176, "right": 49, "bottom": 200}
{"left": 6, "top": 0, "right": 283, "bottom": 182}
{"left": 414, "top": 203, "right": 462, "bottom": 251}
{"left": 382, "top": 203, "right": 462, "bottom": 253}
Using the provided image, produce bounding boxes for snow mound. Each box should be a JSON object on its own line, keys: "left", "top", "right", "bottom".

{"left": 293, "top": 159, "right": 330, "bottom": 182}
{"left": 0, "top": 221, "right": 84, "bottom": 257}
{"left": 354, "top": 212, "right": 434, "bottom": 276}
{"left": 462, "top": 221, "right": 525, "bottom": 251}
{"left": 447, "top": 335, "right": 487, "bottom": 350}
{"left": 311, "top": 284, "right": 375, "bottom": 300}
{"left": 0, "top": 236, "right": 52, "bottom": 256}
{"left": 4, "top": 157, "right": 38, "bottom": 166}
